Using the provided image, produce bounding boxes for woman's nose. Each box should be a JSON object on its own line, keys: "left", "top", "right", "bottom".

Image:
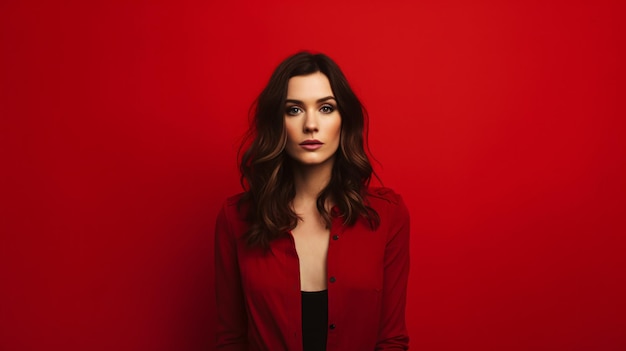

{"left": 303, "top": 111, "right": 319, "bottom": 133}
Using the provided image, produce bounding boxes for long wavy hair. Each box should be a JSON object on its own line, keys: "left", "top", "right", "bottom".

{"left": 239, "top": 51, "right": 380, "bottom": 248}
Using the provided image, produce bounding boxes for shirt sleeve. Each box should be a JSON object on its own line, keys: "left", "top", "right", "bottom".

{"left": 376, "top": 194, "right": 410, "bottom": 350}
{"left": 215, "top": 203, "right": 249, "bottom": 350}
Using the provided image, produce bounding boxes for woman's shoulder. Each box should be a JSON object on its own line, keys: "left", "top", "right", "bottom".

{"left": 218, "top": 192, "right": 248, "bottom": 221}
{"left": 223, "top": 192, "right": 245, "bottom": 207}
{"left": 366, "top": 186, "right": 404, "bottom": 206}
{"left": 366, "top": 187, "right": 410, "bottom": 238}
{"left": 216, "top": 193, "right": 250, "bottom": 237}
{"left": 365, "top": 186, "right": 409, "bottom": 220}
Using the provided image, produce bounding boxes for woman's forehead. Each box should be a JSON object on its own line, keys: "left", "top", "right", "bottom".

{"left": 286, "top": 72, "right": 334, "bottom": 102}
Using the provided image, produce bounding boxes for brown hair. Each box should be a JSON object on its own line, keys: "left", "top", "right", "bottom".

{"left": 239, "top": 51, "right": 380, "bottom": 248}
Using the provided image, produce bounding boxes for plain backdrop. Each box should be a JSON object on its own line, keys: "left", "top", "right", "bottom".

{"left": 1, "top": 1, "right": 624, "bottom": 350}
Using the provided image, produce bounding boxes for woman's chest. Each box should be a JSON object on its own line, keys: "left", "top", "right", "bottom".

{"left": 237, "top": 223, "right": 387, "bottom": 294}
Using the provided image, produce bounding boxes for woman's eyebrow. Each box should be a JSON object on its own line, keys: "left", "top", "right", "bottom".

{"left": 285, "top": 96, "right": 336, "bottom": 104}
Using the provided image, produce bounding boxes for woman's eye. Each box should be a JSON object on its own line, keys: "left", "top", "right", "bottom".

{"left": 286, "top": 106, "right": 302, "bottom": 115}
{"left": 320, "top": 105, "right": 335, "bottom": 113}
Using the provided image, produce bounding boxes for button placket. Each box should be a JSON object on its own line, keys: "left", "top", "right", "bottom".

{"left": 327, "top": 222, "right": 341, "bottom": 337}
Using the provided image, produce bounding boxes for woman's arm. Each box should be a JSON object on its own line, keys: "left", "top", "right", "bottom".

{"left": 376, "top": 194, "right": 411, "bottom": 350}
{"left": 215, "top": 203, "right": 249, "bottom": 351}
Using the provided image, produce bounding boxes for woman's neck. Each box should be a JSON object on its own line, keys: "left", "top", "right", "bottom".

{"left": 291, "top": 159, "right": 333, "bottom": 209}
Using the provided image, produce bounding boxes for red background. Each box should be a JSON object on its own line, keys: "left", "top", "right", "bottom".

{"left": 1, "top": 1, "right": 624, "bottom": 350}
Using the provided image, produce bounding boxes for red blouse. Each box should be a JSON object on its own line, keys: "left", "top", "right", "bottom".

{"left": 214, "top": 187, "right": 410, "bottom": 350}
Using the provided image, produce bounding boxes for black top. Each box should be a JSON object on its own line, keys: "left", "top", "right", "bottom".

{"left": 301, "top": 290, "right": 328, "bottom": 351}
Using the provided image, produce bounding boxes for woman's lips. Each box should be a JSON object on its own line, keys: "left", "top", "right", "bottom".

{"left": 300, "top": 140, "right": 323, "bottom": 150}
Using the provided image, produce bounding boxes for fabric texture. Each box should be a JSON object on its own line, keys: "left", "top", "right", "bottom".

{"left": 301, "top": 290, "right": 328, "bottom": 351}
{"left": 214, "top": 187, "right": 410, "bottom": 351}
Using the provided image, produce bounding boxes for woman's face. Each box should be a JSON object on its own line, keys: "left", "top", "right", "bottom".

{"left": 284, "top": 72, "right": 341, "bottom": 167}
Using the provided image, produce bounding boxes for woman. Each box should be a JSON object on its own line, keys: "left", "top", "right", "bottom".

{"left": 215, "top": 52, "right": 410, "bottom": 351}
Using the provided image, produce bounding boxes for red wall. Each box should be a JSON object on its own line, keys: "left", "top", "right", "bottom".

{"left": 1, "top": 1, "right": 624, "bottom": 350}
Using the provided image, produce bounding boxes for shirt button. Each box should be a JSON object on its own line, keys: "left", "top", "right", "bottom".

{"left": 329, "top": 276, "right": 336, "bottom": 283}
{"left": 332, "top": 234, "right": 339, "bottom": 240}
{"left": 329, "top": 323, "right": 336, "bottom": 330}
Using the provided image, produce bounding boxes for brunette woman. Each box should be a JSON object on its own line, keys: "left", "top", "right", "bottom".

{"left": 215, "top": 52, "right": 410, "bottom": 351}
